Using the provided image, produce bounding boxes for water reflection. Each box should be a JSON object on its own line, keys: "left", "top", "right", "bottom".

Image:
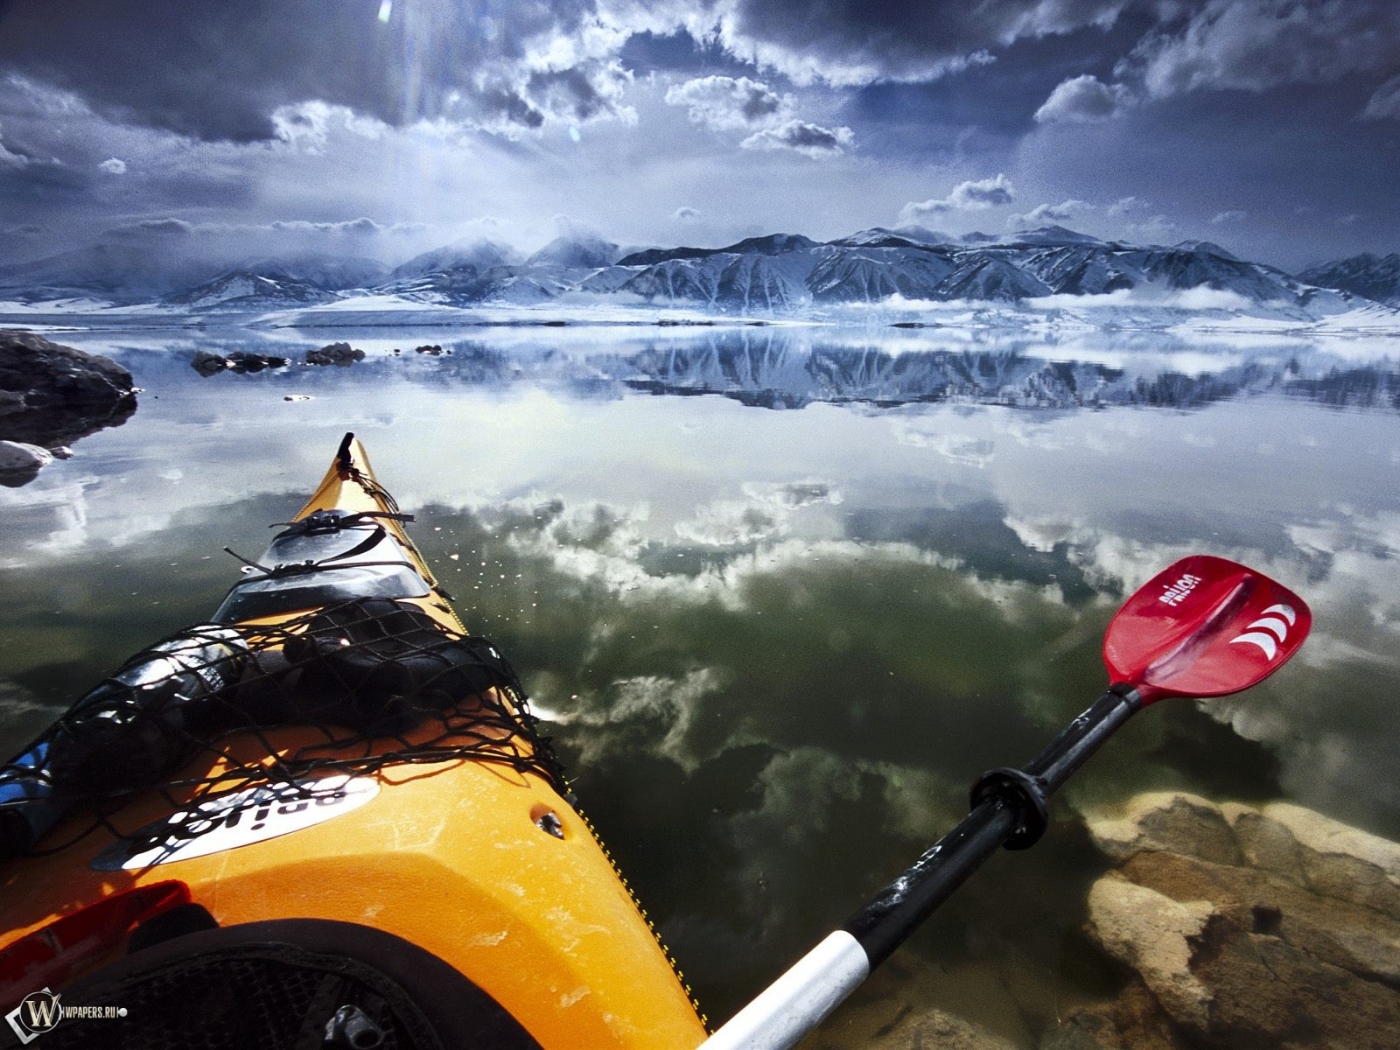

{"left": 1, "top": 324, "right": 1399, "bottom": 1039}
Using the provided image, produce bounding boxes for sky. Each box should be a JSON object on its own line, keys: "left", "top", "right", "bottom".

{"left": 0, "top": 0, "right": 1397, "bottom": 272}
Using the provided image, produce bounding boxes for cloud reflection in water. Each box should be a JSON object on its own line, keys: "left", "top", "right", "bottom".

{"left": 1, "top": 324, "right": 1398, "bottom": 1032}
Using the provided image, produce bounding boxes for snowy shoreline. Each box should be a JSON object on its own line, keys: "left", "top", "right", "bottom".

{"left": 2, "top": 298, "right": 1397, "bottom": 339}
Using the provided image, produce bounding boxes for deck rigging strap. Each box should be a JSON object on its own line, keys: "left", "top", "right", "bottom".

{"left": 0, "top": 599, "right": 571, "bottom": 860}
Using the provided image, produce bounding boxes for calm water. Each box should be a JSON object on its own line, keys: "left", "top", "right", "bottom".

{"left": 3, "top": 323, "right": 1400, "bottom": 1044}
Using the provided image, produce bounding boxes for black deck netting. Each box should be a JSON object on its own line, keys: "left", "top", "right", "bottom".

{"left": 0, "top": 598, "right": 571, "bottom": 860}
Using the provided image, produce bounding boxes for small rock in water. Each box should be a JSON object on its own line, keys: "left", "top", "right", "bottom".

{"left": 0, "top": 440, "right": 54, "bottom": 487}
{"left": 226, "top": 351, "right": 289, "bottom": 373}
{"left": 192, "top": 350, "right": 290, "bottom": 375}
{"left": 283, "top": 394, "right": 312, "bottom": 402}
{"left": 190, "top": 350, "right": 229, "bottom": 376}
{"left": 414, "top": 344, "right": 444, "bottom": 355}
{"left": 306, "top": 342, "right": 365, "bottom": 366}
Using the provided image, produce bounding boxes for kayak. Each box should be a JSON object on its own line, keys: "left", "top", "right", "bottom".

{"left": 0, "top": 434, "right": 709, "bottom": 1049}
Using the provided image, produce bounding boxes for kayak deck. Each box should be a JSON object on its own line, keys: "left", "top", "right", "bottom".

{"left": 0, "top": 433, "right": 708, "bottom": 1050}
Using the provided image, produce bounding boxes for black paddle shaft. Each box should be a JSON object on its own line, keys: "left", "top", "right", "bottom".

{"left": 842, "top": 686, "right": 1142, "bottom": 968}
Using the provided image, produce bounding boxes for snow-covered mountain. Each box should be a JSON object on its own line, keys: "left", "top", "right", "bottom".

{"left": 806, "top": 245, "right": 956, "bottom": 301}
{"left": 1298, "top": 253, "right": 1400, "bottom": 306}
{"left": 1, "top": 224, "right": 1391, "bottom": 322}
{"left": 236, "top": 254, "right": 388, "bottom": 291}
{"left": 389, "top": 238, "right": 520, "bottom": 282}
{"left": 526, "top": 232, "right": 621, "bottom": 269}
{"left": 586, "top": 225, "right": 1352, "bottom": 312}
{"left": 164, "top": 271, "right": 340, "bottom": 311}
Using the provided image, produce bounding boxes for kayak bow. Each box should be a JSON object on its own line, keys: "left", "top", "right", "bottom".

{"left": 0, "top": 433, "right": 708, "bottom": 1050}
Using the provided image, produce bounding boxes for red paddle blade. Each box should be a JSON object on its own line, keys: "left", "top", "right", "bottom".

{"left": 1103, "top": 555, "right": 1311, "bottom": 704}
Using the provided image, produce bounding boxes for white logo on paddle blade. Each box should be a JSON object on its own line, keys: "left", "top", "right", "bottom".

{"left": 1229, "top": 604, "right": 1297, "bottom": 661}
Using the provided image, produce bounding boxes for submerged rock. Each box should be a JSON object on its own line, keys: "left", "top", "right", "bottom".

{"left": 806, "top": 949, "right": 1023, "bottom": 1050}
{"left": 1090, "top": 791, "right": 1243, "bottom": 866}
{"left": 1044, "top": 792, "right": 1400, "bottom": 1050}
{"left": 863, "top": 1008, "right": 1019, "bottom": 1050}
{"left": 1086, "top": 877, "right": 1215, "bottom": 1032}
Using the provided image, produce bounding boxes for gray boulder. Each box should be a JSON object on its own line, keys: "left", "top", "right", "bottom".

{"left": 0, "top": 330, "right": 136, "bottom": 449}
{"left": 306, "top": 341, "right": 365, "bottom": 366}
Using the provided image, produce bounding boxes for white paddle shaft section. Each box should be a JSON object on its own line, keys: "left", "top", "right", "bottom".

{"left": 696, "top": 931, "right": 871, "bottom": 1050}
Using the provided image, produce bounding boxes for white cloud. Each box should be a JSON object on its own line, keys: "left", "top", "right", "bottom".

{"left": 674, "top": 206, "right": 700, "bottom": 220}
{"left": 899, "top": 174, "right": 1014, "bottom": 223}
{"left": 1009, "top": 199, "right": 1092, "bottom": 227}
{"left": 1211, "top": 209, "right": 1247, "bottom": 224}
{"left": 272, "top": 101, "right": 386, "bottom": 153}
{"left": 739, "top": 119, "right": 853, "bottom": 157}
{"left": 1361, "top": 74, "right": 1400, "bottom": 120}
{"left": 1123, "top": 214, "right": 1179, "bottom": 243}
{"left": 98, "top": 157, "right": 127, "bottom": 175}
{"left": 1167, "top": 285, "right": 1257, "bottom": 311}
{"left": 663, "top": 75, "right": 787, "bottom": 131}
{"left": 555, "top": 668, "right": 728, "bottom": 770}
{"left": 1024, "top": 283, "right": 1255, "bottom": 312}
{"left": 0, "top": 127, "right": 30, "bottom": 168}
{"left": 1033, "top": 74, "right": 1132, "bottom": 123}
{"left": 1107, "top": 195, "right": 1146, "bottom": 217}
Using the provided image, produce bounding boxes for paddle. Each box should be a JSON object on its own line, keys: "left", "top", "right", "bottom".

{"left": 697, "top": 555, "right": 1311, "bottom": 1050}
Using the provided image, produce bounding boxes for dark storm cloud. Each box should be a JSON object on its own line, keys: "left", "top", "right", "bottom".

{"left": 100, "top": 219, "right": 194, "bottom": 242}
{"left": 527, "top": 64, "right": 630, "bottom": 123}
{"left": 0, "top": 152, "right": 91, "bottom": 196}
{"left": 0, "top": 0, "right": 622, "bottom": 141}
{"left": 720, "top": 0, "right": 1132, "bottom": 84}
{"left": 1127, "top": 0, "right": 1400, "bottom": 100}
{"left": 0, "top": 1, "right": 1170, "bottom": 148}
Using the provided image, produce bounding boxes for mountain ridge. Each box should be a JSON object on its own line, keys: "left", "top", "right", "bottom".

{"left": 0, "top": 225, "right": 1392, "bottom": 318}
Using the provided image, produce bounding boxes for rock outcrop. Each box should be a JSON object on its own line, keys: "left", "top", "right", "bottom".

{"left": 1045, "top": 792, "right": 1400, "bottom": 1050}
{"left": 305, "top": 341, "right": 365, "bottom": 366}
{"left": 0, "top": 331, "right": 136, "bottom": 479}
